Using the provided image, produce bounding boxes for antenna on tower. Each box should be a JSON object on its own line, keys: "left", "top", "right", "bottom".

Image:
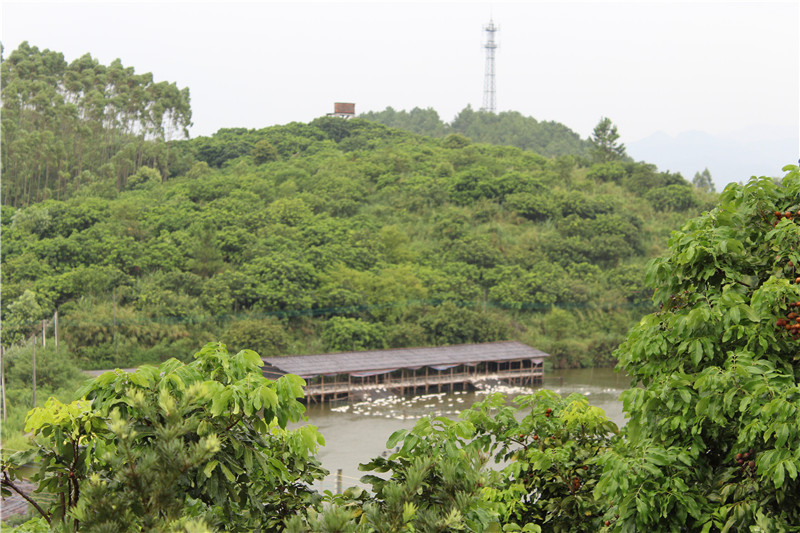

{"left": 481, "top": 18, "right": 499, "bottom": 113}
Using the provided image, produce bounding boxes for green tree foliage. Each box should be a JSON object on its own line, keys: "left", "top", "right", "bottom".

{"left": 586, "top": 162, "right": 625, "bottom": 184}
{"left": 1, "top": 42, "right": 192, "bottom": 207}
{"left": 466, "top": 391, "right": 618, "bottom": 531}
{"left": 126, "top": 166, "right": 162, "bottom": 190}
{"left": 356, "top": 106, "right": 448, "bottom": 137}
{"left": 589, "top": 118, "right": 626, "bottom": 163}
{"left": 597, "top": 166, "right": 800, "bottom": 531}
{"left": 5, "top": 162, "right": 799, "bottom": 532}
{"left": 272, "top": 414, "right": 502, "bottom": 533}
{"left": 322, "top": 317, "right": 386, "bottom": 352}
{"left": 222, "top": 316, "right": 289, "bottom": 356}
{"left": 418, "top": 302, "right": 509, "bottom": 346}
{"left": 251, "top": 139, "right": 279, "bottom": 164}
{"left": 2, "top": 344, "right": 85, "bottom": 392}
{"left": 285, "top": 389, "right": 616, "bottom": 532}
{"left": 361, "top": 106, "right": 590, "bottom": 158}
{"left": 0, "top": 114, "right": 700, "bottom": 369}
{"left": 1, "top": 343, "right": 326, "bottom": 531}
{"left": 2, "top": 289, "right": 46, "bottom": 345}
{"left": 0, "top": 43, "right": 709, "bottom": 374}
{"left": 645, "top": 183, "right": 699, "bottom": 212}
{"left": 693, "top": 167, "right": 716, "bottom": 193}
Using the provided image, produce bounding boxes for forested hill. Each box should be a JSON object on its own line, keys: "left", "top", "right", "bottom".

{"left": 1, "top": 44, "right": 716, "bottom": 373}
{"left": 0, "top": 42, "right": 192, "bottom": 208}
{"left": 359, "top": 106, "right": 591, "bottom": 158}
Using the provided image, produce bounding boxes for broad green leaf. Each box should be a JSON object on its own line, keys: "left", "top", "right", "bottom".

{"left": 210, "top": 390, "right": 233, "bottom": 416}
{"left": 260, "top": 387, "right": 278, "bottom": 409}
{"left": 773, "top": 462, "right": 785, "bottom": 488}
{"left": 203, "top": 460, "right": 219, "bottom": 478}
{"left": 386, "top": 429, "right": 409, "bottom": 449}
{"left": 219, "top": 463, "right": 236, "bottom": 483}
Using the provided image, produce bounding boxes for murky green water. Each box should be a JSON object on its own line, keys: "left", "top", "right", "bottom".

{"left": 300, "top": 367, "right": 630, "bottom": 491}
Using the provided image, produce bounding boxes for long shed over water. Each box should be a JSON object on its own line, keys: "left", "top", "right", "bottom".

{"left": 262, "top": 341, "right": 549, "bottom": 403}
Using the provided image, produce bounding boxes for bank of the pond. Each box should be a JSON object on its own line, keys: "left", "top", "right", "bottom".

{"left": 301, "top": 366, "right": 629, "bottom": 491}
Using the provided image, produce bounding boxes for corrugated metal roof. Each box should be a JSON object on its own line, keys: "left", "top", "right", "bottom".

{"left": 262, "top": 341, "right": 549, "bottom": 378}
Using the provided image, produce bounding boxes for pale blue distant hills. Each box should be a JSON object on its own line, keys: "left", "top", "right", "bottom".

{"left": 627, "top": 126, "right": 799, "bottom": 192}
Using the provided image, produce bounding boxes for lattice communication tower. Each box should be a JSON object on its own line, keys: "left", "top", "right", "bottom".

{"left": 481, "top": 19, "right": 499, "bottom": 113}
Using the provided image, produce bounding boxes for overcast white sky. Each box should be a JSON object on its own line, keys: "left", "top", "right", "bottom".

{"left": 2, "top": 1, "right": 798, "bottom": 188}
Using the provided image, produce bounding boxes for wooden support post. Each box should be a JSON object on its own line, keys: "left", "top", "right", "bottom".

{"left": 32, "top": 336, "right": 37, "bottom": 408}
{"left": 336, "top": 469, "right": 343, "bottom": 494}
{"left": 54, "top": 309, "right": 59, "bottom": 352}
{"left": 1, "top": 345, "right": 6, "bottom": 423}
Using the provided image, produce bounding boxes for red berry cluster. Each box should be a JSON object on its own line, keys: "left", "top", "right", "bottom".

{"left": 772, "top": 210, "right": 800, "bottom": 226}
{"left": 772, "top": 209, "right": 800, "bottom": 339}
{"left": 776, "top": 303, "right": 800, "bottom": 338}
{"left": 735, "top": 449, "right": 756, "bottom": 475}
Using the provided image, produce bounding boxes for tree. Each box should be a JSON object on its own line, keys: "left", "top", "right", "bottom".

{"left": 322, "top": 317, "right": 386, "bottom": 352}
{"left": 1, "top": 343, "right": 327, "bottom": 531}
{"left": 645, "top": 184, "right": 699, "bottom": 212}
{"left": 284, "top": 389, "right": 617, "bottom": 532}
{"left": 465, "top": 390, "right": 618, "bottom": 531}
{"left": 693, "top": 167, "right": 716, "bottom": 193}
{"left": 126, "top": 165, "right": 162, "bottom": 189}
{"left": 223, "top": 316, "right": 289, "bottom": 356}
{"left": 1, "top": 42, "right": 192, "bottom": 206}
{"left": 589, "top": 117, "right": 626, "bottom": 163}
{"left": 3, "top": 289, "right": 45, "bottom": 345}
{"left": 252, "top": 139, "right": 279, "bottom": 164}
{"left": 596, "top": 165, "right": 800, "bottom": 531}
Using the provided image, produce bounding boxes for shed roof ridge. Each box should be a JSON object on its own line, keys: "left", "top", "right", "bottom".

{"left": 262, "top": 341, "right": 549, "bottom": 378}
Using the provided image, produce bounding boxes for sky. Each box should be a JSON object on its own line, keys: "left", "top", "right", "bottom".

{"left": 1, "top": 0, "right": 798, "bottom": 190}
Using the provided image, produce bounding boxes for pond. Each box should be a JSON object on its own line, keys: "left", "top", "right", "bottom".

{"left": 300, "top": 366, "right": 630, "bottom": 491}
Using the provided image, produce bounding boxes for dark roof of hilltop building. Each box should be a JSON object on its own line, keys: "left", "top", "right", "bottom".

{"left": 262, "top": 341, "right": 549, "bottom": 379}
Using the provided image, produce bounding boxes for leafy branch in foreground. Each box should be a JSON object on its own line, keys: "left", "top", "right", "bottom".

{"left": 286, "top": 390, "right": 617, "bottom": 533}
{"left": 597, "top": 165, "right": 800, "bottom": 532}
{"left": 2, "top": 342, "right": 326, "bottom": 532}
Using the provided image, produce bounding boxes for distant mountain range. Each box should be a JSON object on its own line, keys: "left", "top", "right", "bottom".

{"left": 627, "top": 127, "right": 798, "bottom": 192}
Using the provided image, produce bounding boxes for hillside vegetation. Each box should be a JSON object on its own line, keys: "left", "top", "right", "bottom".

{"left": 360, "top": 105, "right": 591, "bottom": 158}
{"left": 1, "top": 43, "right": 713, "bottom": 377}
{"left": 6, "top": 165, "right": 800, "bottom": 533}
{"left": 6, "top": 41, "right": 800, "bottom": 533}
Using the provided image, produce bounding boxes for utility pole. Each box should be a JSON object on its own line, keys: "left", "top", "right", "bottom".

{"left": 1, "top": 345, "right": 7, "bottom": 423}
{"left": 32, "top": 335, "right": 37, "bottom": 408}
{"left": 481, "top": 19, "right": 499, "bottom": 113}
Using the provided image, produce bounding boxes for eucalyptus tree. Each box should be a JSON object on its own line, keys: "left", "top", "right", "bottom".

{"left": 1, "top": 42, "right": 192, "bottom": 206}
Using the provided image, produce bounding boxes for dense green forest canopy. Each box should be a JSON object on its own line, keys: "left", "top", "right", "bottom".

{"left": 6, "top": 166, "right": 800, "bottom": 533}
{"left": 1, "top": 117, "right": 712, "bottom": 370}
{"left": 1, "top": 43, "right": 713, "bottom": 380}
{"left": 359, "top": 105, "right": 592, "bottom": 159}
{"left": 8, "top": 40, "right": 800, "bottom": 533}
{"left": 1, "top": 42, "right": 192, "bottom": 207}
